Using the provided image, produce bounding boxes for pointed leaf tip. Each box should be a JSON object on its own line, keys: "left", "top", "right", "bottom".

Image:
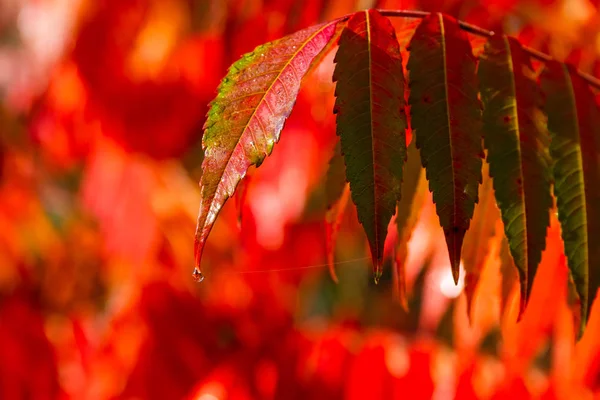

{"left": 369, "top": 242, "right": 384, "bottom": 285}
{"left": 374, "top": 261, "right": 383, "bottom": 285}
{"left": 444, "top": 227, "right": 466, "bottom": 285}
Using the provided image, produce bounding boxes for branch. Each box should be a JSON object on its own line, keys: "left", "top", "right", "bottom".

{"left": 375, "top": 9, "right": 600, "bottom": 90}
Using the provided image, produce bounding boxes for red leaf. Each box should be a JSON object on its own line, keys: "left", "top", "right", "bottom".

{"left": 394, "top": 138, "right": 428, "bottom": 311}
{"left": 194, "top": 20, "right": 339, "bottom": 272}
{"left": 499, "top": 234, "right": 519, "bottom": 317}
{"left": 326, "top": 184, "right": 351, "bottom": 283}
{"left": 73, "top": 0, "right": 223, "bottom": 158}
{"left": 0, "top": 292, "right": 61, "bottom": 400}
{"left": 462, "top": 159, "right": 500, "bottom": 319}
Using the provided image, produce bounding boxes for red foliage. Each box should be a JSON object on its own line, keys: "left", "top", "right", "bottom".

{"left": 71, "top": 0, "right": 223, "bottom": 159}
{"left": 0, "top": 290, "right": 61, "bottom": 400}
{"left": 1, "top": 0, "right": 600, "bottom": 399}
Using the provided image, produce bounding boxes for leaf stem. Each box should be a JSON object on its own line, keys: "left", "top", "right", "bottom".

{"left": 374, "top": 9, "right": 600, "bottom": 90}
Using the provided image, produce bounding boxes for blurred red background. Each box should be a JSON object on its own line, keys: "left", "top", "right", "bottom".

{"left": 1, "top": 0, "right": 600, "bottom": 399}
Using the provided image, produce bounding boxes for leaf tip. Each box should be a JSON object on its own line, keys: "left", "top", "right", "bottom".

{"left": 374, "top": 269, "right": 382, "bottom": 285}
{"left": 193, "top": 231, "right": 208, "bottom": 281}
{"left": 444, "top": 227, "right": 465, "bottom": 285}
{"left": 373, "top": 259, "right": 383, "bottom": 285}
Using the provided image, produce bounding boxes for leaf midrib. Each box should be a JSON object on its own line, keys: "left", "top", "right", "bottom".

{"left": 504, "top": 36, "right": 529, "bottom": 276}
{"left": 438, "top": 13, "right": 458, "bottom": 228}
{"left": 365, "top": 10, "right": 381, "bottom": 262}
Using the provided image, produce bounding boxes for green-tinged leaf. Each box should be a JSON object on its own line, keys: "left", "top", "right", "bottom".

{"left": 462, "top": 159, "right": 500, "bottom": 319}
{"left": 394, "top": 138, "right": 427, "bottom": 311}
{"left": 541, "top": 61, "right": 600, "bottom": 327}
{"left": 326, "top": 184, "right": 351, "bottom": 283}
{"left": 479, "top": 35, "right": 552, "bottom": 310}
{"left": 333, "top": 9, "right": 407, "bottom": 282}
{"left": 499, "top": 235, "right": 519, "bottom": 318}
{"left": 325, "top": 141, "right": 347, "bottom": 211}
{"left": 194, "top": 21, "right": 338, "bottom": 270}
{"left": 407, "top": 13, "right": 483, "bottom": 283}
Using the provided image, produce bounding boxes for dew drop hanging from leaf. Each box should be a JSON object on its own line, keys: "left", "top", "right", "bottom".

{"left": 192, "top": 268, "right": 205, "bottom": 283}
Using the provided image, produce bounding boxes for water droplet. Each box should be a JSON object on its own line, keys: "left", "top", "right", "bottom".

{"left": 192, "top": 268, "right": 205, "bottom": 283}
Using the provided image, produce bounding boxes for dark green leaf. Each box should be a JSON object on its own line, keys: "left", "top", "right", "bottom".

{"left": 407, "top": 12, "right": 483, "bottom": 283}
{"left": 541, "top": 61, "right": 600, "bottom": 328}
{"left": 479, "top": 35, "right": 552, "bottom": 310}
{"left": 333, "top": 9, "right": 407, "bottom": 282}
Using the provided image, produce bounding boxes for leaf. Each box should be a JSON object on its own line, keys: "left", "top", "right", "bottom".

{"left": 462, "top": 159, "right": 500, "bottom": 319}
{"left": 541, "top": 61, "right": 600, "bottom": 326}
{"left": 305, "top": 22, "right": 346, "bottom": 78}
{"left": 394, "top": 138, "right": 427, "bottom": 311}
{"left": 407, "top": 13, "right": 483, "bottom": 284}
{"left": 324, "top": 141, "right": 349, "bottom": 283}
{"left": 499, "top": 235, "right": 519, "bottom": 318}
{"left": 326, "top": 184, "right": 351, "bottom": 283}
{"left": 333, "top": 10, "right": 407, "bottom": 283}
{"left": 325, "top": 141, "right": 347, "bottom": 211}
{"left": 478, "top": 34, "right": 552, "bottom": 311}
{"left": 194, "top": 21, "right": 339, "bottom": 269}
